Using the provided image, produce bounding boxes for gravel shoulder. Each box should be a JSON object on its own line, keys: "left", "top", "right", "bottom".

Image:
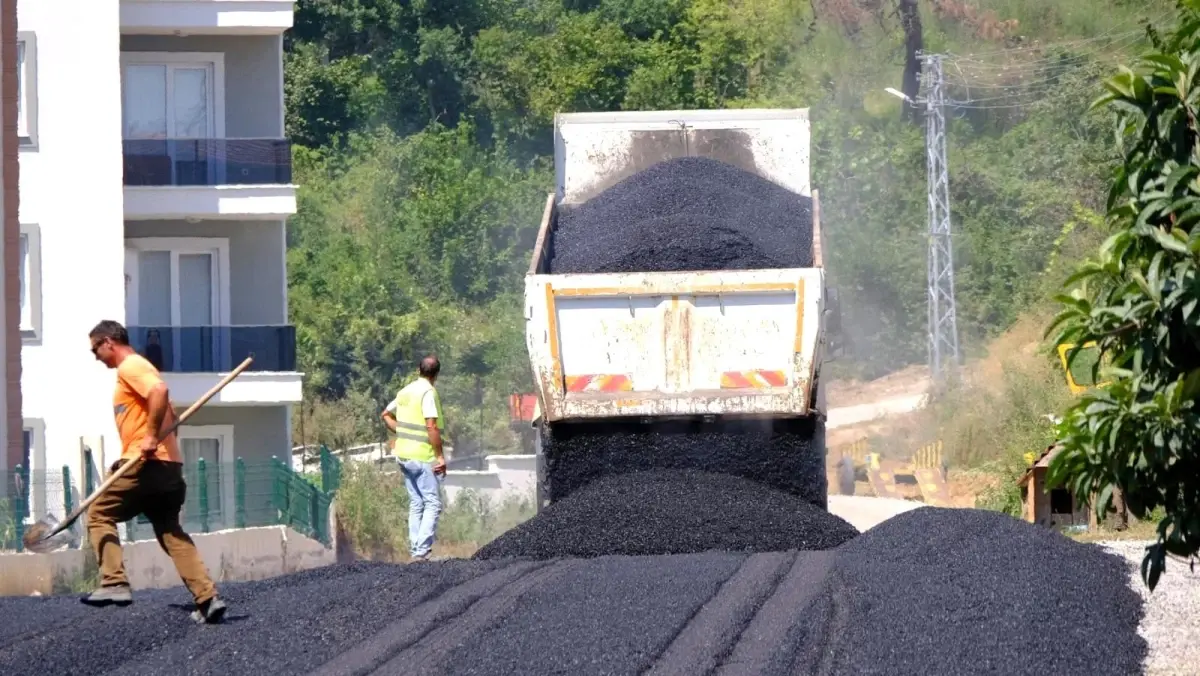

{"left": 1096, "top": 540, "right": 1200, "bottom": 676}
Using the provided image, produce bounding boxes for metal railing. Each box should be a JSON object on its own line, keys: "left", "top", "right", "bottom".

{"left": 123, "top": 138, "right": 292, "bottom": 186}
{"left": 125, "top": 325, "right": 297, "bottom": 373}
{"left": 1, "top": 447, "right": 342, "bottom": 552}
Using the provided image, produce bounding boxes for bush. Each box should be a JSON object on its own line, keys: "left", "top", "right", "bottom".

{"left": 333, "top": 461, "right": 535, "bottom": 561}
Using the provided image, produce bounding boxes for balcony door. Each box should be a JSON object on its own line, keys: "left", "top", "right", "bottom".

{"left": 120, "top": 53, "right": 226, "bottom": 185}
{"left": 180, "top": 426, "right": 235, "bottom": 532}
{"left": 124, "top": 238, "right": 231, "bottom": 372}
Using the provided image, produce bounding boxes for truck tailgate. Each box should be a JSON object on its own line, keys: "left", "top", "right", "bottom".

{"left": 525, "top": 268, "right": 825, "bottom": 422}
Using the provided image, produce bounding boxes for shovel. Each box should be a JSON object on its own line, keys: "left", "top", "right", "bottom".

{"left": 22, "top": 356, "right": 255, "bottom": 554}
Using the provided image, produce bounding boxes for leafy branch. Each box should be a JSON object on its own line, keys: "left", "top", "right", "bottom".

{"left": 1047, "top": 0, "right": 1200, "bottom": 590}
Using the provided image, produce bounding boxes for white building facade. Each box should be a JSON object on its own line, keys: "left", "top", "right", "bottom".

{"left": 17, "top": 0, "right": 299, "bottom": 531}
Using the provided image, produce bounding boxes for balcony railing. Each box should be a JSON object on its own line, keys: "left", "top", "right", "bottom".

{"left": 123, "top": 138, "right": 292, "bottom": 187}
{"left": 126, "top": 325, "right": 297, "bottom": 373}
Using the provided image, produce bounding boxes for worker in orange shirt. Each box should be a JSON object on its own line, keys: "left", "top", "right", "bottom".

{"left": 82, "top": 320, "right": 227, "bottom": 624}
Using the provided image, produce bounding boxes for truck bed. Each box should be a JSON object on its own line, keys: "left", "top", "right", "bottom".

{"left": 525, "top": 193, "right": 826, "bottom": 423}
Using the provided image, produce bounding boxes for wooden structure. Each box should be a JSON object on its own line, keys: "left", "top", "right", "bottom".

{"left": 508, "top": 393, "right": 540, "bottom": 454}
{"left": 828, "top": 440, "right": 953, "bottom": 505}
{"left": 1018, "top": 445, "right": 1089, "bottom": 527}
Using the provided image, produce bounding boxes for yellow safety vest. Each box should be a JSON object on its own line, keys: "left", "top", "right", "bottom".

{"left": 391, "top": 378, "right": 444, "bottom": 463}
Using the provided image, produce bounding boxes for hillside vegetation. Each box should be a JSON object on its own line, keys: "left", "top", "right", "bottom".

{"left": 284, "top": 0, "right": 1177, "bottom": 457}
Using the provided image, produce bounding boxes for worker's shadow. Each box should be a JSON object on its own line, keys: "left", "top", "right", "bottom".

{"left": 167, "top": 603, "right": 251, "bottom": 624}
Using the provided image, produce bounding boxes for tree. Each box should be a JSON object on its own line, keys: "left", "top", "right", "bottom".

{"left": 1047, "top": 0, "right": 1200, "bottom": 590}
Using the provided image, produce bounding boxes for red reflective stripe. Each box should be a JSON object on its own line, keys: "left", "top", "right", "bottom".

{"left": 758, "top": 370, "right": 787, "bottom": 387}
{"left": 565, "top": 375, "right": 594, "bottom": 392}
{"left": 600, "top": 375, "right": 632, "bottom": 391}
{"left": 721, "top": 371, "right": 753, "bottom": 388}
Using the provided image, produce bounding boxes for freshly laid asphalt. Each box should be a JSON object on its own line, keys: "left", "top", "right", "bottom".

{"left": 0, "top": 507, "right": 1147, "bottom": 676}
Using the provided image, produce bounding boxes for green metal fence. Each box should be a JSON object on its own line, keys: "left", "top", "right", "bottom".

{"left": 2, "top": 450, "right": 342, "bottom": 552}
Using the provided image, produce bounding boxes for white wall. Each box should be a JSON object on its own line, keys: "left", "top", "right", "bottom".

{"left": 18, "top": 2, "right": 126, "bottom": 476}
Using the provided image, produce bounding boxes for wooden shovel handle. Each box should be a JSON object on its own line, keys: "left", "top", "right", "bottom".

{"left": 48, "top": 356, "right": 255, "bottom": 537}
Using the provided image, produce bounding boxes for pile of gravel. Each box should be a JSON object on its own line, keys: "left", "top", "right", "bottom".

{"left": 474, "top": 468, "right": 858, "bottom": 561}
{"left": 548, "top": 156, "right": 813, "bottom": 274}
{"left": 538, "top": 417, "right": 829, "bottom": 509}
{"left": 819, "top": 507, "right": 1147, "bottom": 674}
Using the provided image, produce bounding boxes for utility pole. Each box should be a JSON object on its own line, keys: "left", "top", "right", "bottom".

{"left": 922, "top": 54, "right": 960, "bottom": 382}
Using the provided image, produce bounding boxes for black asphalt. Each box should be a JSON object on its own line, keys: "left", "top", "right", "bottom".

{"left": 0, "top": 508, "right": 1146, "bottom": 676}
{"left": 548, "top": 156, "right": 814, "bottom": 274}
{"left": 538, "top": 417, "right": 830, "bottom": 509}
{"left": 476, "top": 468, "right": 858, "bottom": 560}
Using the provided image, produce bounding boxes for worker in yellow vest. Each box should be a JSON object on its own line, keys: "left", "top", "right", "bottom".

{"left": 381, "top": 355, "right": 447, "bottom": 561}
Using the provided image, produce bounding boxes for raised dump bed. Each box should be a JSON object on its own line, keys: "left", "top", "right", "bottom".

{"left": 525, "top": 108, "right": 832, "bottom": 424}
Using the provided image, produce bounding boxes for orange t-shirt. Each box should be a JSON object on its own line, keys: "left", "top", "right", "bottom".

{"left": 114, "top": 353, "right": 183, "bottom": 463}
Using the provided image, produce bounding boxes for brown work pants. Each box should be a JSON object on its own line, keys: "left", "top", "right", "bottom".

{"left": 87, "top": 458, "right": 216, "bottom": 605}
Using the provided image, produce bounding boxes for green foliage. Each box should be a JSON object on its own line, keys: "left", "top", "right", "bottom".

{"left": 334, "top": 462, "right": 535, "bottom": 560}
{"left": 286, "top": 0, "right": 1176, "bottom": 453}
{"left": 288, "top": 124, "right": 545, "bottom": 453}
{"left": 1048, "top": 0, "right": 1200, "bottom": 590}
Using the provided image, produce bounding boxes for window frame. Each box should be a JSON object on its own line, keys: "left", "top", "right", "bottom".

{"left": 18, "top": 419, "right": 46, "bottom": 523}
{"left": 125, "top": 237, "right": 232, "bottom": 372}
{"left": 19, "top": 223, "right": 43, "bottom": 345}
{"left": 119, "top": 51, "right": 226, "bottom": 140}
{"left": 16, "top": 31, "right": 38, "bottom": 150}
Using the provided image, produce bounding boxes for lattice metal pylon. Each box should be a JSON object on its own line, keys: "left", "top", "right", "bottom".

{"left": 922, "top": 54, "right": 960, "bottom": 381}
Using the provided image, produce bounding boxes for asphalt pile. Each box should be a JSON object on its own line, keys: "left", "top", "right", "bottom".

{"left": 0, "top": 509, "right": 1147, "bottom": 675}
{"left": 537, "top": 418, "right": 829, "bottom": 510}
{"left": 820, "top": 507, "right": 1147, "bottom": 674}
{"left": 473, "top": 469, "right": 859, "bottom": 561}
{"left": 547, "top": 156, "right": 814, "bottom": 274}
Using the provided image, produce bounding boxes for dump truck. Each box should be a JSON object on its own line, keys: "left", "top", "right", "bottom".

{"left": 523, "top": 108, "right": 841, "bottom": 512}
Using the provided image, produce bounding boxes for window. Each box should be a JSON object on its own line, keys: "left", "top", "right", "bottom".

{"left": 180, "top": 426, "right": 235, "bottom": 531}
{"left": 18, "top": 420, "right": 46, "bottom": 522}
{"left": 120, "top": 52, "right": 226, "bottom": 183}
{"left": 16, "top": 32, "right": 38, "bottom": 149}
{"left": 124, "top": 238, "right": 231, "bottom": 371}
{"left": 19, "top": 224, "right": 42, "bottom": 344}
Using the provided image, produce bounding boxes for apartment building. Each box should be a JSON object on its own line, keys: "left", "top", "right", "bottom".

{"left": 15, "top": 0, "right": 299, "bottom": 531}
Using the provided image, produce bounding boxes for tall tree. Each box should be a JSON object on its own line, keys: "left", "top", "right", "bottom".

{"left": 1048, "top": 0, "right": 1200, "bottom": 589}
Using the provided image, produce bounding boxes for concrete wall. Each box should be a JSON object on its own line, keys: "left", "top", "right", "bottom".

{"left": 0, "top": 524, "right": 335, "bottom": 597}
{"left": 120, "top": 34, "right": 284, "bottom": 138}
{"left": 18, "top": 1, "right": 127, "bottom": 474}
{"left": 125, "top": 220, "right": 286, "bottom": 325}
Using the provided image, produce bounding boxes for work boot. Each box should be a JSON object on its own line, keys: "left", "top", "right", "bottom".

{"left": 81, "top": 584, "right": 133, "bottom": 607}
{"left": 191, "top": 595, "right": 228, "bottom": 625}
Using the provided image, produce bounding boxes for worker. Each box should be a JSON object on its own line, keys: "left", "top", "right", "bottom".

{"left": 381, "top": 355, "right": 447, "bottom": 562}
{"left": 83, "top": 320, "right": 227, "bottom": 624}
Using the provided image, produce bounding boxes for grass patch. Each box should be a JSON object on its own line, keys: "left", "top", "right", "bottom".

{"left": 1066, "top": 506, "right": 1167, "bottom": 543}
{"left": 51, "top": 546, "right": 100, "bottom": 595}
{"left": 334, "top": 461, "right": 535, "bottom": 561}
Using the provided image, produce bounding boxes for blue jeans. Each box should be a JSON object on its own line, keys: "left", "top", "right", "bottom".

{"left": 399, "top": 459, "right": 443, "bottom": 557}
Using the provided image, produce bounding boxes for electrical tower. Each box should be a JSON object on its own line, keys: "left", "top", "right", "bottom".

{"left": 922, "top": 53, "right": 960, "bottom": 382}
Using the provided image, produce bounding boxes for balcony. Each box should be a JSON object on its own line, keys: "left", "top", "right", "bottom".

{"left": 121, "top": 0, "right": 296, "bottom": 36}
{"left": 123, "top": 138, "right": 296, "bottom": 220}
{"left": 126, "top": 325, "right": 302, "bottom": 405}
